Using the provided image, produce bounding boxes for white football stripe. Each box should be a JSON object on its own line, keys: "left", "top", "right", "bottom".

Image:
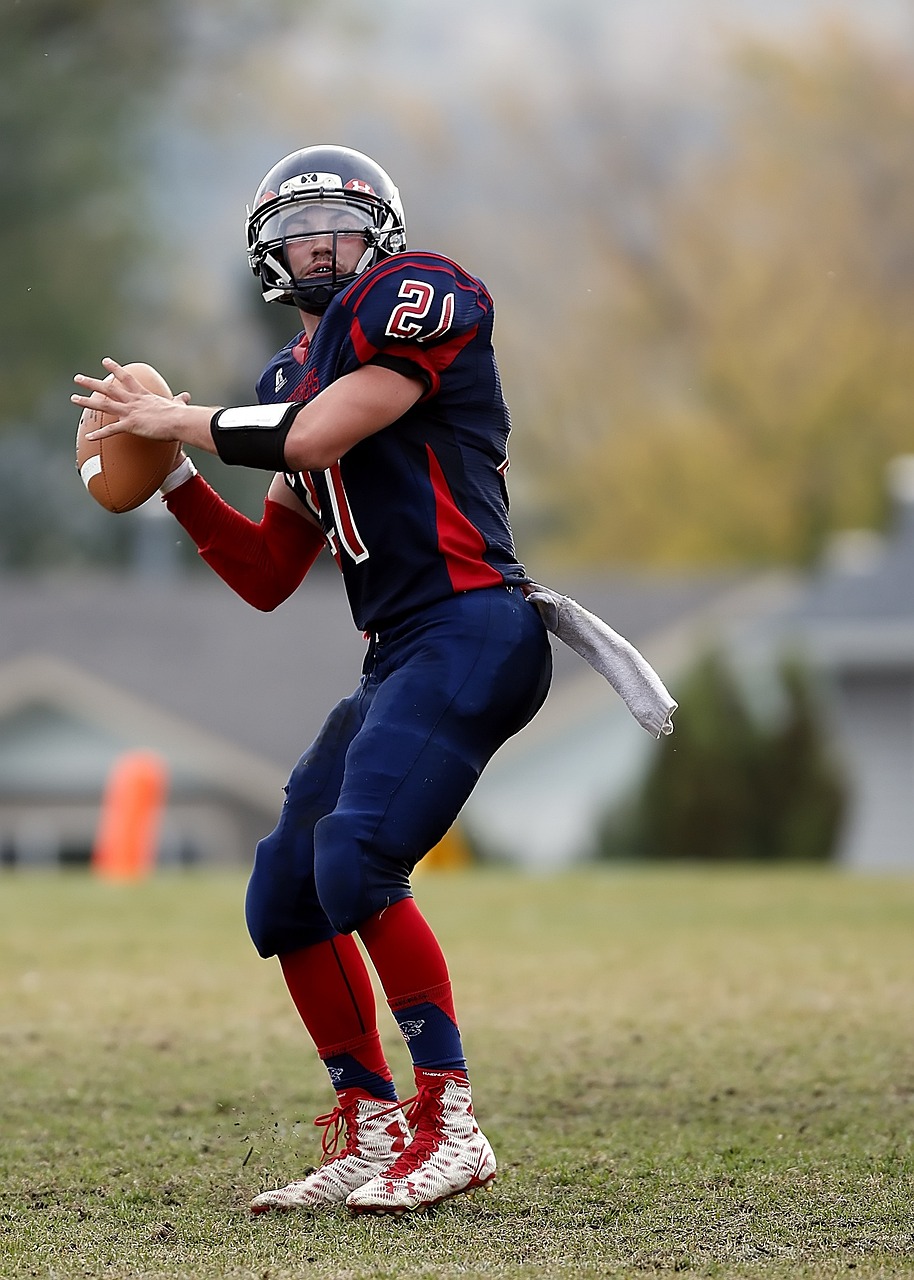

{"left": 79, "top": 456, "right": 102, "bottom": 487}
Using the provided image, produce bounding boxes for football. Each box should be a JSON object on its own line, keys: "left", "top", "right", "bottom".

{"left": 76, "top": 362, "right": 181, "bottom": 513}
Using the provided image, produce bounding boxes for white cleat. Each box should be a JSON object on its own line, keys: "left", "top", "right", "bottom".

{"left": 250, "top": 1092, "right": 410, "bottom": 1213}
{"left": 346, "top": 1074, "right": 496, "bottom": 1215}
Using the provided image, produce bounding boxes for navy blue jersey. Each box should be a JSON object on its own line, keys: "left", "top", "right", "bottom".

{"left": 256, "top": 251, "right": 528, "bottom": 632}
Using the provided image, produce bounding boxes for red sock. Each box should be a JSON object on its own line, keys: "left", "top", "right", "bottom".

{"left": 358, "top": 898, "right": 467, "bottom": 1075}
{"left": 280, "top": 935, "right": 397, "bottom": 1100}
{"left": 280, "top": 934, "right": 377, "bottom": 1046}
{"left": 357, "top": 898, "right": 454, "bottom": 1013}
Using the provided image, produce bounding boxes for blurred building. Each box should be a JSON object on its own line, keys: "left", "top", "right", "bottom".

{"left": 773, "top": 457, "right": 914, "bottom": 871}
{"left": 0, "top": 547, "right": 750, "bottom": 870}
{"left": 0, "top": 558, "right": 362, "bottom": 867}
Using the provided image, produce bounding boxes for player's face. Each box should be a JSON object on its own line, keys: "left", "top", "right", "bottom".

{"left": 281, "top": 202, "right": 369, "bottom": 282}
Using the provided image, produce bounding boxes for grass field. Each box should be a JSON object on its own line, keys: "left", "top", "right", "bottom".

{"left": 1, "top": 865, "right": 913, "bottom": 1280}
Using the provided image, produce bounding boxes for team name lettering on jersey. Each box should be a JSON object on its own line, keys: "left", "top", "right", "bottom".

{"left": 291, "top": 367, "right": 321, "bottom": 402}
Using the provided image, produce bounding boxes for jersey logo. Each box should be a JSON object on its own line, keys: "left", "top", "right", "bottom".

{"left": 274, "top": 368, "right": 286, "bottom": 393}
{"left": 385, "top": 279, "right": 455, "bottom": 343}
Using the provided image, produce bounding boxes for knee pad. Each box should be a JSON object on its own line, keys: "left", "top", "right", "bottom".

{"left": 244, "top": 839, "right": 278, "bottom": 957}
{"left": 313, "top": 811, "right": 413, "bottom": 935}
{"left": 245, "top": 830, "right": 288, "bottom": 957}
{"left": 245, "top": 828, "right": 335, "bottom": 958}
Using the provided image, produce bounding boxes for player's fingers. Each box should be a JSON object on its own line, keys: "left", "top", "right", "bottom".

{"left": 70, "top": 391, "right": 132, "bottom": 431}
{"left": 71, "top": 391, "right": 105, "bottom": 413}
{"left": 72, "top": 372, "right": 126, "bottom": 402}
{"left": 71, "top": 386, "right": 117, "bottom": 409}
{"left": 100, "top": 356, "right": 129, "bottom": 382}
{"left": 75, "top": 360, "right": 141, "bottom": 403}
{"left": 101, "top": 362, "right": 147, "bottom": 398}
{"left": 82, "top": 419, "right": 128, "bottom": 441}
{"left": 99, "top": 358, "right": 157, "bottom": 400}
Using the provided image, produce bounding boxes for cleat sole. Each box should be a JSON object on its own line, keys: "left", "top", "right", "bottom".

{"left": 347, "top": 1172, "right": 496, "bottom": 1217}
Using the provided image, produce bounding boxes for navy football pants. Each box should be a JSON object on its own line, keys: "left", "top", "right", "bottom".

{"left": 245, "top": 586, "right": 552, "bottom": 956}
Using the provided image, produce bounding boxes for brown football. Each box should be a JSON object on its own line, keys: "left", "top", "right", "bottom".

{"left": 76, "top": 362, "right": 181, "bottom": 513}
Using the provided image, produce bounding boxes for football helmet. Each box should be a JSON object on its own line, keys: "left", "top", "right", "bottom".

{"left": 246, "top": 145, "right": 407, "bottom": 314}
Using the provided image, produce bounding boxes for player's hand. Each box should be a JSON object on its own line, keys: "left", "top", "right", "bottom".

{"left": 71, "top": 358, "right": 191, "bottom": 441}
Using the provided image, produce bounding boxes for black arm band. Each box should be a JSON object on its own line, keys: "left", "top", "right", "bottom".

{"left": 210, "top": 403, "right": 302, "bottom": 471}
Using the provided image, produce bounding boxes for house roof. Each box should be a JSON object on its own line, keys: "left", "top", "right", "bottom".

{"left": 775, "top": 460, "right": 914, "bottom": 669}
{"left": 0, "top": 652, "right": 284, "bottom": 806}
{"left": 0, "top": 567, "right": 364, "bottom": 773}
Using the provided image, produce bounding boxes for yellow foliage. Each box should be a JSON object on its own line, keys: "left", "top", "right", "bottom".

{"left": 531, "top": 24, "right": 914, "bottom": 568}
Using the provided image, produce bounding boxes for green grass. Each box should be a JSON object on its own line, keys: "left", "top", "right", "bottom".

{"left": 2, "top": 865, "right": 914, "bottom": 1279}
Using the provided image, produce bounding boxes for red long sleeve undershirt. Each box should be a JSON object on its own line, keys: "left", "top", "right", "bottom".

{"left": 163, "top": 472, "right": 325, "bottom": 611}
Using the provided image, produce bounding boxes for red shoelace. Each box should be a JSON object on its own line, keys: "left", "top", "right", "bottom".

{"left": 313, "top": 1094, "right": 416, "bottom": 1163}
{"left": 372, "top": 1087, "right": 444, "bottom": 1178}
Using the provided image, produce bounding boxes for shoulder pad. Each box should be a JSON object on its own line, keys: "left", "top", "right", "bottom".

{"left": 339, "top": 253, "right": 492, "bottom": 350}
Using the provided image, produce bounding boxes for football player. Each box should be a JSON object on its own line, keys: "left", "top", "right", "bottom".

{"left": 72, "top": 145, "right": 553, "bottom": 1215}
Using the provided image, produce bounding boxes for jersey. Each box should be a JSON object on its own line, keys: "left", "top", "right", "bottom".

{"left": 255, "top": 251, "right": 528, "bottom": 632}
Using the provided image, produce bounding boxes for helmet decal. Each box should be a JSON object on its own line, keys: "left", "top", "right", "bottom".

{"left": 278, "top": 172, "right": 344, "bottom": 196}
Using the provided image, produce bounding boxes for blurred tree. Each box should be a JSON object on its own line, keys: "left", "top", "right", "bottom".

{"left": 597, "top": 650, "right": 847, "bottom": 862}
{"left": 531, "top": 25, "right": 914, "bottom": 569}
{"left": 0, "top": 0, "right": 179, "bottom": 567}
{"left": 0, "top": 0, "right": 179, "bottom": 424}
{"left": 0, "top": 0, "right": 317, "bottom": 568}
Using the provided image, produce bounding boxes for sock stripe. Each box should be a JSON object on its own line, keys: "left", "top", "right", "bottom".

{"left": 388, "top": 980, "right": 455, "bottom": 1015}
{"left": 330, "top": 936, "right": 368, "bottom": 1036}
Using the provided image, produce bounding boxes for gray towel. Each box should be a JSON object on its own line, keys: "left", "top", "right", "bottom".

{"left": 524, "top": 583, "right": 677, "bottom": 738}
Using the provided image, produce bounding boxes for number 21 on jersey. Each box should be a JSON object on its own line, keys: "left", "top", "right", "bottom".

{"left": 385, "top": 280, "right": 455, "bottom": 343}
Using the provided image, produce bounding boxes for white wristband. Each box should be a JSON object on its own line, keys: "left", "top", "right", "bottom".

{"left": 160, "top": 455, "right": 198, "bottom": 495}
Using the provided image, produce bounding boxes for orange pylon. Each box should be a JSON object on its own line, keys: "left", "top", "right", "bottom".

{"left": 92, "top": 750, "right": 169, "bottom": 881}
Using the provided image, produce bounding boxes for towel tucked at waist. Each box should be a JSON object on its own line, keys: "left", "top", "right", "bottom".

{"left": 524, "top": 583, "right": 677, "bottom": 738}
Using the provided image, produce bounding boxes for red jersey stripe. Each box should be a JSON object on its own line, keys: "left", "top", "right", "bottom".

{"left": 426, "top": 445, "right": 503, "bottom": 593}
